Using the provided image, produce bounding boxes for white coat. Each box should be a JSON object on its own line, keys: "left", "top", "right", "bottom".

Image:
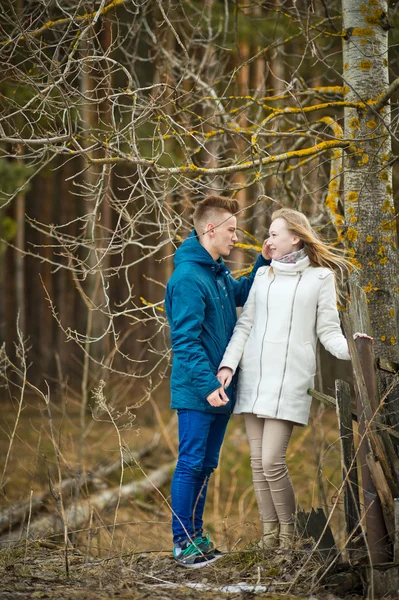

{"left": 219, "top": 255, "right": 350, "bottom": 425}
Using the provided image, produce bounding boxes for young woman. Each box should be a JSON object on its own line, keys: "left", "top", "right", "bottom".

{"left": 217, "top": 208, "right": 370, "bottom": 549}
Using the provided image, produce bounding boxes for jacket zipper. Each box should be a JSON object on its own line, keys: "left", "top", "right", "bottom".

{"left": 274, "top": 273, "right": 302, "bottom": 417}
{"left": 251, "top": 273, "right": 275, "bottom": 412}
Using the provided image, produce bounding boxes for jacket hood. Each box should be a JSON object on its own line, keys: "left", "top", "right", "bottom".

{"left": 174, "top": 230, "right": 229, "bottom": 274}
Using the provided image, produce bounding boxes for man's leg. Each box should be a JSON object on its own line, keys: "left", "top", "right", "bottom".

{"left": 192, "top": 413, "right": 230, "bottom": 539}
{"left": 171, "top": 409, "right": 214, "bottom": 546}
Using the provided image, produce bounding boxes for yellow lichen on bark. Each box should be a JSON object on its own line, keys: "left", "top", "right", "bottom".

{"left": 350, "top": 258, "right": 362, "bottom": 269}
{"left": 347, "top": 227, "right": 359, "bottom": 242}
{"left": 351, "top": 27, "right": 375, "bottom": 36}
{"left": 350, "top": 118, "right": 360, "bottom": 129}
{"left": 348, "top": 191, "right": 359, "bottom": 203}
{"left": 381, "top": 198, "right": 395, "bottom": 214}
{"left": 359, "top": 60, "right": 373, "bottom": 70}
{"left": 365, "top": 10, "right": 384, "bottom": 26}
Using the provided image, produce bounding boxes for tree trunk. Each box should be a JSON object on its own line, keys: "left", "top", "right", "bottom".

{"left": 79, "top": 33, "right": 108, "bottom": 367}
{"left": 14, "top": 190, "right": 25, "bottom": 335}
{"left": 342, "top": 0, "right": 399, "bottom": 363}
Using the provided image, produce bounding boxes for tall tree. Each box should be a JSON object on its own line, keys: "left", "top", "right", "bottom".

{"left": 343, "top": 0, "right": 398, "bottom": 363}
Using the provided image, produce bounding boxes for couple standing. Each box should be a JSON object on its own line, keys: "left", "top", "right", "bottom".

{"left": 165, "top": 195, "right": 367, "bottom": 568}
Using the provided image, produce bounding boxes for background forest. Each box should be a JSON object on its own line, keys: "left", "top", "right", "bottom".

{"left": 1, "top": 0, "right": 399, "bottom": 597}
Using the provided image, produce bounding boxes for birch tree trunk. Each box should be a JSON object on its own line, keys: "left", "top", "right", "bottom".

{"left": 343, "top": 0, "right": 399, "bottom": 363}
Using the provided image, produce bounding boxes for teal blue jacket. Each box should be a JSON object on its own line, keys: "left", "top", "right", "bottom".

{"left": 165, "top": 231, "right": 270, "bottom": 414}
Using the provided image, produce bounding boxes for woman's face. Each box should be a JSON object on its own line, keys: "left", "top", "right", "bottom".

{"left": 266, "top": 218, "right": 301, "bottom": 259}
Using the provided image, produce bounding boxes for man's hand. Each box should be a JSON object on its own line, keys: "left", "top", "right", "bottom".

{"left": 207, "top": 386, "right": 229, "bottom": 407}
{"left": 217, "top": 367, "right": 233, "bottom": 388}
{"left": 261, "top": 240, "right": 272, "bottom": 261}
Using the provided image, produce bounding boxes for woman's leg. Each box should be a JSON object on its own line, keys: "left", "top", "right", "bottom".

{"left": 244, "top": 413, "right": 277, "bottom": 523}
{"left": 261, "top": 418, "right": 295, "bottom": 524}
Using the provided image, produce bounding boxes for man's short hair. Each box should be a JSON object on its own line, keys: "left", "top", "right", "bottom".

{"left": 193, "top": 195, "right": 239, "bottom": 234}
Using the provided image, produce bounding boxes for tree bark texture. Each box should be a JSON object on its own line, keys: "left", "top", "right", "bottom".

{"left": 342, "top": 0, "right": 399, "bottom": 361}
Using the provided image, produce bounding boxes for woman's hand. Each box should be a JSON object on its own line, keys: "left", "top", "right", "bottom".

{"left": 262, "top": 240, "right": 272, "bottom": 261}
{"left": 353, "top": 332, "right": 374, "bottom": 341}
{"left": 217, "top": 367, "right": 233, "bottom": 388}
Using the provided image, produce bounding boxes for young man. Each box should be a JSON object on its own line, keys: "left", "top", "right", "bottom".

{"left": 165, "top": 195, "right": 270, "bottom": 568}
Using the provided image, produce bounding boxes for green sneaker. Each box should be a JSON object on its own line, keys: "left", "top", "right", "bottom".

{"left": 173, "top": 539, "right": 218, "bottom": 569}
{"left": 193, "top": 532, "right": 215, "bottom": 554}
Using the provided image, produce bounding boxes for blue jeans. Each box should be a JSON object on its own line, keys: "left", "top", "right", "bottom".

{"left": 171, "top": 409, "right": 230, "bottom": 545}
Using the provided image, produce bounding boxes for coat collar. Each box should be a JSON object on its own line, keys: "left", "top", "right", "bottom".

{"left": 271, "top": 255, "right": 310, "bottom": 275}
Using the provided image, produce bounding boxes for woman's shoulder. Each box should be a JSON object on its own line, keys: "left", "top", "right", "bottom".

{"left": 307, "top": 266, "right": 334, "bottom": 280}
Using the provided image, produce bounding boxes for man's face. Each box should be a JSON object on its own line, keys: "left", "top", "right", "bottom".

{"left": 266, "top": 217, "right": 300, "bottom": 259}
{"left": 208, "top": 212, "right": 238, "bottom": 257}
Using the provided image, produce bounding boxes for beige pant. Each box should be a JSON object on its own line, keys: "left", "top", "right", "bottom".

{"left": 244, "top": 414, "right": 296, "bottom": 524}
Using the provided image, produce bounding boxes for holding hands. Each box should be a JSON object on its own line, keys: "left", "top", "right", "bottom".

{"left": 216, "top": 367, "right": 233, "bottom": 389}
{"left": 207, "top": 385, "right": 230, "bottom": 407}
{"left": 206, "top": 368, "right": 234, "bottom": 407}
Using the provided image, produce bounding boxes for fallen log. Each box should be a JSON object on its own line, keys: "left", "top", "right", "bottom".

{"left": 0, "top": 460, "right": 175, "bottom": 547}
{"left": 0, "top": 435, "right": 163, "bottom": 535}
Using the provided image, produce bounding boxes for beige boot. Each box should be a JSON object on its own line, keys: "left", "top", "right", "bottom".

{"left": 258, "top": 522, "right": 279, "bottom": 549}
{"left": 279, "top": 522, "right": 295, "bottom": 548}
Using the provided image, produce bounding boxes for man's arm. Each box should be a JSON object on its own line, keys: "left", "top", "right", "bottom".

{"left": 231, "top": 242, "right": 271, "bottom": 307}
{"left": 219, "top": 273, "right": 258, "bottom": 374}
{"left": 166, "top": 279, "right": 222, "bottom": 401}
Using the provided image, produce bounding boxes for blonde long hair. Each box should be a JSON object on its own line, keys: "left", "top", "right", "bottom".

{"left": 271, "top": 208, "right": 353, "bottom": 284}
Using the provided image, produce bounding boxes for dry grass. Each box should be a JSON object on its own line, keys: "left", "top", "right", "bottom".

{"left": 0, "top": 381, "right": 362, "bottom": 598}
{"left": 0, "top": 539, "right": 353, "bottom": 600}
{"left": 0, "top": 387, "right": 346, "bottom": 552}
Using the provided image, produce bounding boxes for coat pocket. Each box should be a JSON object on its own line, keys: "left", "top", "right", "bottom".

{"left": 304, "top": 342, "right": 316, "bottom": 377}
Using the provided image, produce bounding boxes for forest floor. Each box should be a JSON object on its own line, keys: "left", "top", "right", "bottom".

{"left": 0, "top": 390, "right": 364, "bottom": 599}
{"left": 0, "top": 540, "right": 361, "bottom": 600}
